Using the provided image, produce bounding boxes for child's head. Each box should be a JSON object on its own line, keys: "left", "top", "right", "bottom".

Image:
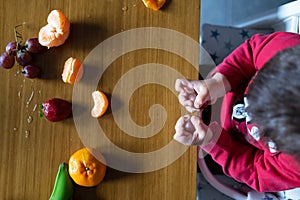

{"left": 247, "top": 44, "right": 300, "bottom": 157}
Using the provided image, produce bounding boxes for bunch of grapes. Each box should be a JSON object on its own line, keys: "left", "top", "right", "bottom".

{"left": 0, "top": 24, "right": 46, "bottom": 78}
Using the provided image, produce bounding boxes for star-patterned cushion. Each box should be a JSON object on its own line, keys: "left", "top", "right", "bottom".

{"left": 201, "top": 23, "right": 273, "bottom": 65}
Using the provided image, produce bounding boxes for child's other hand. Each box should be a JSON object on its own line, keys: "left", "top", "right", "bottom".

{"left": 175, "top": 79, "right": 211, "bottom": 112}
{"left": 173, "top": 115, "right": 213, "bottom": 146}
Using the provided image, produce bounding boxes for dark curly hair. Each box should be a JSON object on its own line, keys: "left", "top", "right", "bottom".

{"left": 247, "top": 44, "right": 300, "bottom": 158}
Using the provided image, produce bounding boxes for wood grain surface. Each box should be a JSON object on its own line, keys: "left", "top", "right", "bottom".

{"left": 0, "top": 0, "right": 200, "bottom": 199}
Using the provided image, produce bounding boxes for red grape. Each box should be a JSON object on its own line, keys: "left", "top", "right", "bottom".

{"left": 16, "top": 50, "right": 32, "bottom": 66}
{"left": 22, "top": 65, "right": 40, "bottom": 78}
{"left": 25, "top": 38, "right": 46, "bottom": 53}
{"left": 0, "top": 52, "right": 15, "bottom": 69}
{"left": 5, "top": 41, "right": 18, "bottom": 56}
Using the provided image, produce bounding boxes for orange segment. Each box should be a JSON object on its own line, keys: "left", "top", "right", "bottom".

{"left": 142, "top": 0, "right": 166, "bottom": 10}
{"left": 91, "top": 90, "right": 109, "bottom": 118}
{"left": 62, "top": 57, "right": 83, "bottom": 84}
{"left": 69, "top": 148, "right": 106, "bottom": 187}
{"left": 38, "top": 9, "right": 70, "bottom": 48}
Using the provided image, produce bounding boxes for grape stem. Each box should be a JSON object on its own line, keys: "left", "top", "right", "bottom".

{"left": 13, "top": 22, "right": 26, "bottom": 49}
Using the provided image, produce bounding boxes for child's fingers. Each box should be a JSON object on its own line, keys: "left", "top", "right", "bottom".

{"left": 178, "top": 93, "right": 193, "bottom": 106}
{"left": 176, "top": 79, "right": 204, "bottom": 112}
{"left": 174, "top": 131, "right": 192, "bottom": 146}
{"left": 175, "top": 78, "right": 194, "bottom": 93}
{"left": 190, "top": 80, "right": 204, "bottom": 94}
{"left": 191, "top": 117, "right": 217, "bottom": 145}
{"left": 194, "top": 93, "right": 209, "bottom": 109}
{"left": 190, "top": 80, "right": 210, "bottom": 109}
{"left": 175, "top": 116, "right": 185, "bottom": 132}
{"left": 175, "top": 115, "right": 191, "bottom": 134}
{"left": 175, "top": 79, "right": 185, "bottom": 92}
{"left": 191, "top": 116, "right": 204, "bottom": 134}
{"left": 191, "top": 116, "right": 207, "bottom": 141}
{"left": 173, "top": 132, "right": 192, "bottom": 145}
{"left": 174, "top": 115, "right": 194, "bottom": 145}
{"left": 178, "top": 93, "right": 200, "bottom": 112}
{"left": 175, "top": 78, "right": 189, "bottom": 92}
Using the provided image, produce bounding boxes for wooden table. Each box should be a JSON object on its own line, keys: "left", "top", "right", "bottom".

{"left": 0, "top": 0, "right": 200, "bottom": 199}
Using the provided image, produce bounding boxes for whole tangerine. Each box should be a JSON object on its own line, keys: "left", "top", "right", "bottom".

{"left": 68, "top": 148, "right": 106, "bottom": 187}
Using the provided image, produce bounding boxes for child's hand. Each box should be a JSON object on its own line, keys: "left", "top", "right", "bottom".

{"left": 175, "top": 79, "right": 211, "bottom": 112}
{"left": 173, "top": 115, "right": 213, "bottom": 146}
{"left": 175, "top": 73, "right": 231, "bottom": 112}
{"left": 175, "top": 79, "right": 199, "bottom": 112}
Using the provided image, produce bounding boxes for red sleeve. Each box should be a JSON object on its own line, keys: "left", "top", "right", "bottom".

{"left": 201, "top": 129, "right": 300, "bottom": 192}
{"left": 210, "top": 32, "right": 300, "bottom": 91}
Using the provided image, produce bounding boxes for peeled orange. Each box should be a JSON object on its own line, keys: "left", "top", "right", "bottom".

{"left": 141, "top": 0, "right": 166, "bottom": 10}
{"left": 91, "top": 90, "right": 109, "bottom": 118}
{"left": 62, "top": 57, "right": 83, "bottom": 84}
{"left": 47, "top": 9, "right": 70, "bottom": 31}
{"left": 38, "top": 10, "right": 70, "bottom": 48}
{"left": 69, "top": 148, "right": 106, "bottom": 187}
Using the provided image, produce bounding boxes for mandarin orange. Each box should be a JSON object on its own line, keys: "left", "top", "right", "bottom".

{"left": 38, "top": 10, "right": 70, "bottom": 48}
{"left": 68, "top": 148, "right": 106, "bottom": 187}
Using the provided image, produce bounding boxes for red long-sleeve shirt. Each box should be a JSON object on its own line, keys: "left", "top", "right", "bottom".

{"left": 201, "top": 32, "right": 300, "bottom": 192}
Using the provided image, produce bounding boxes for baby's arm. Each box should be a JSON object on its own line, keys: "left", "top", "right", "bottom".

{"left": 201, "top": 128, "right": 300, "bottom": 192}
{"left": 174, "top": 115, "right": 300, "bottom": 192}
